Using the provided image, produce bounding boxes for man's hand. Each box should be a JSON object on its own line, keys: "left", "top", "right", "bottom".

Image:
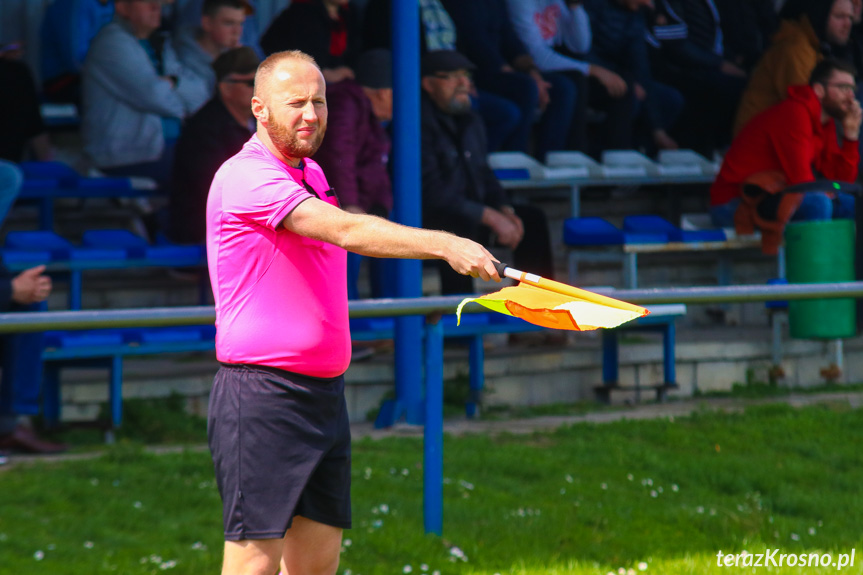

{"left": 11, "top": 265, "right": 52, "bottom": 305}
{"left": 482, "top": 206, "right": 523, "bottom": 249}
{"left": 589, "top": 65, "right": 627, "bottom": 98}
{"left": 442, "top": 235, "right": 501, "bottom": 281}
{"left": 530, "top": 69, "right": 552, "bottom": 110}
{"left": 843, "top": 99, "right": 863, "bottom": 141}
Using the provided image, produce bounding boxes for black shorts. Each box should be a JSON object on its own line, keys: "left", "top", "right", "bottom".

{"left": 208, "top": 363, "right": 351, "bottom": 541}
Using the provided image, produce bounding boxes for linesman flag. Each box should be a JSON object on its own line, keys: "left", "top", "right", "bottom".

{"left": 456, "top": 263, "right": 649, "bottom": 331}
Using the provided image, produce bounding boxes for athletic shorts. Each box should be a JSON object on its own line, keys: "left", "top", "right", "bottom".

{"left": 208, "top": 363, "right": 351, "bottom": 541}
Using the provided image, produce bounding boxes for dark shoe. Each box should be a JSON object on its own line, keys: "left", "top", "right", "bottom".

{"left": 0, "top": 425, "right": 68, "bottom": 454}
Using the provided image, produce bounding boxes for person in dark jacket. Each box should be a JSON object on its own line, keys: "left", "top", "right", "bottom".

{"left": 652, "top": 0, "right": 750, "bottom": 154}
{"left": 313, "top": 49, "right": 395, "bottom": 300}
{"left": 260, "top": 0, "right": 360, "bottom": 84}
{"left": 0, "top": 265, "right": 66, "bottom": 454}
{"left": 586, "top": 0, "right": 683, "bottom": 153}
{"left": 167, "top": 46, "right": 258, "bottom": 245}
{"left": 420, "top": 50, "right": 554, "bottom": 295}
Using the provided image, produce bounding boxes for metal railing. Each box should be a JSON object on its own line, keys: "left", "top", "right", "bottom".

{"left": 3, "top": 281, "right": 863, "bottom": 536}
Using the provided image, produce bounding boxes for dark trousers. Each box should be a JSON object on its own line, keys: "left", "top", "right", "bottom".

{"left": 565, "top": 71, "right": 634, "bottom": 156}
{"left": 437, "top": 203, "right": 555, "bottom": 295}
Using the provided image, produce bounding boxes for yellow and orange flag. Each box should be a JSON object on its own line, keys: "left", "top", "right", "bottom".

{"left": 457, "top": 265, "right": 648, "bottom": 331}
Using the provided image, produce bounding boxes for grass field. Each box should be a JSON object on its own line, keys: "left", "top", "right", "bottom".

{"left": 0, "top": 400, "right": 861, "bottom": 574}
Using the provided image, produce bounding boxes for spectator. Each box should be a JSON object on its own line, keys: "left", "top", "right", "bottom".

{"left": 651, "top": 0, "right": 748, "bottom": 155}
{"left": 0, "top": 261, "right": 65, "bottom": 455}
{"left": 362, "top": 0, "right": 522, "bottom": 153}
{"left": 442, "top": 0, "right": 578, "bottom": 160}
{"left": 716, "top": 0, "right": 777, "bottom": 73}
{"left": 506, "top": 0, "right": 634, "bottom": 155}
{"left": 167, "top": 46, "right": 258, "bottom": 245}
{"left": 174, "top": 0, "right": 249, "bottom": 96}
{"left": 172, "top": 0, "right": 263, "bottom": 57}
{"left": 585, "top": 0, "right": 683, "bottom": 153}
{"left": 710, "top": 59, "right": 861, "bottom": 254}
{"left": 260, "top": 0, "right": 361, "bottom": 85}
{"left": 733, "top": 0, "right": 855, "bottom": 134}
{"left": 0, "top": 54, "right": 54, "bottom": 163}
{"left": 313, "top": 49, "right": 395, "bottom": 300}
{"left": 420, "top": 50, "right": 555, "bottom": 295}
{"left": 39, "top": 0, "right": 114, "bottom": 104}
{"left": 82, "top": 0, "right": 208, "bottom": 189}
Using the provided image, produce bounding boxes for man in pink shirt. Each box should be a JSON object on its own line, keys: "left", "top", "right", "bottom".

{"left": 206, "top": 49, "right": 499, "bottom": 575}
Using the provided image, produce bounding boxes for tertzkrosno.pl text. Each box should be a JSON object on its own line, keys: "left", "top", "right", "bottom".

{"left": 717, "top": 549, "right": 855, "bottom": 569}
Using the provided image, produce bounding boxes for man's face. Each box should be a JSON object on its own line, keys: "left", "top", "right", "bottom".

{"left": 258, "top": 59, "right": 328, "bottom": 161}
{"left": 219, "top": 71, "right": 255, "bottom": 117}
{"left": 826, "top": 0, "right": 854, "bottom": 45}
{"left": 115, "top": 0, "right": 163, "bottom": 38}
{"left": 202, "top": 7, "right": 246, "bottom": 50}
{"left": 368, "top": 88, "right": 393, "bottom": 122}
{"left": 819, "top": 70, "right": 857, "bottom": 119}
{"left": 421, "top": 69, "right": 472, "bottom": 115}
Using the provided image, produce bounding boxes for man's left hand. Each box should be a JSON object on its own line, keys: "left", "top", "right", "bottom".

{"left": 843, "top": 99, "right": 863, "bottom": 141}
{"left": 11, "top": 265, "right": 52, "bottom": 305}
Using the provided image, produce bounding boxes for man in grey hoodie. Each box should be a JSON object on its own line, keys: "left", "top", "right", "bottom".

{"left": 82, "top": 0, "right": 207, "bottom": 187}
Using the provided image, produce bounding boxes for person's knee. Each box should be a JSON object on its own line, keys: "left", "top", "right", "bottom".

{"left": 794, "top": 193, "right": 834, "bottom": 220}
{"left": 221, "top": 540, "right": 281, "bottom": 575}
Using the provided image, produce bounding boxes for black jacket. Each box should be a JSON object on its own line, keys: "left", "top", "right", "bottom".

{"left": 168, "top": 96, "right": 252, "bottom": 244}
{"left": 260, "top": 0, "right": 360, "bottom": 71}
{"left": 420, "top": 94, "right": 508, "bottom": 239}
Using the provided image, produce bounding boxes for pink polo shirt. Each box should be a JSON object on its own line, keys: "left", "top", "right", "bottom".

{"left": 206, "top": 135, "right": 350, "bottom": 378}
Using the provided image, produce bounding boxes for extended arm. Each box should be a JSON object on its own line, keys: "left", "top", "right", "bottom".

{"left": 282, "top": 198, "right": 501, "bottom": 281}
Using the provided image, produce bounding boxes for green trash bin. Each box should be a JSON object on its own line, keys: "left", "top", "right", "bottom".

{"left": 785, "top": 219, "right": 857, "bottom": 339}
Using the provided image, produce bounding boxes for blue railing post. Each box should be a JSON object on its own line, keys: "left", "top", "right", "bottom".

{"left": 423, "top": 317, "right": 444, "bottom": 535}
{"left": 383, "top": 0, "right": 424, "bottom": 426}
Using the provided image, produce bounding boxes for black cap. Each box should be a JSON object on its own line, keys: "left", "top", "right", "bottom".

{"left": 213, "top": 46, "right": 260, "bottom": 83}
{"left": 421, "top": 50, "right": 476, "bottom": 77}
{"left": 355, "top": 49, "right": 392, "bottom": 89}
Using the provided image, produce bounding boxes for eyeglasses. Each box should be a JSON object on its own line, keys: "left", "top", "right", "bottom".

{"left": 433, "top": 70, "right": 472, "bottom": 82}
{"left": 222, "top": 78, "right": 255, "bottom": 87}
{"left": 825, "top": 82, "right": 857, "bottom": 93}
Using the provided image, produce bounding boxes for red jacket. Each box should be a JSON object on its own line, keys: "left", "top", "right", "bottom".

{"left": 711, "top": 84, "right": 858, "bottom": 207}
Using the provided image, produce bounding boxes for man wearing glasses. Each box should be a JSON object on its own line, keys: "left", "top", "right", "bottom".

{"left": 420, "top": 50, "right": 555, "bottom": 295}
{"left": 168, "top": 46, "right": 258, "bottom": 245}
{"left": 710, "top": 59, "right": 862, "bottom": 254}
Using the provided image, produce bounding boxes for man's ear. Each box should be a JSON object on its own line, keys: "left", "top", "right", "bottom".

{"left": 813, "top": 83, "right": 827, "bottom": 100}
{"left": 251, "top": 96, "right": 268, "bottom": 125}
{"left": 420, "top": 76, "right": 434, "bottom": 94}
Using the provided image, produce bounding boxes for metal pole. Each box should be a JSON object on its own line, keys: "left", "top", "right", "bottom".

{"left": 390, "top": 0, "right": 424, "bottom": 426}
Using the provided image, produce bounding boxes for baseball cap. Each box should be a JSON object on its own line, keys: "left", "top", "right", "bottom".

{"left": 421, "top": 50, "right": 476, "bottom": 77}
{"left": 355, "top": 49, "right": 392, "bottom": 89}
{"left": 213, "top": 46, "right": 260, "bottom": 82}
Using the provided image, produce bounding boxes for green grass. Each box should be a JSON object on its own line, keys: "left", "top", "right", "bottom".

{"left": 2, "top": 403, "right": 863, "bottom": 574}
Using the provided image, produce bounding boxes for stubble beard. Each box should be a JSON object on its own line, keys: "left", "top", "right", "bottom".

{"left": 268, "top": 118, "right": 327, "bottom": 160}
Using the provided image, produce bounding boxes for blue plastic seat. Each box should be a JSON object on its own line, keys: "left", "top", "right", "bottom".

{"left": 623, "top": 214, "right": 726, "bottom": 243}
{"left": 4, "top": 231, "right": 74, "bottom": 259}
{"left": 562, "top": 217, "right": 625, "bottom": 246}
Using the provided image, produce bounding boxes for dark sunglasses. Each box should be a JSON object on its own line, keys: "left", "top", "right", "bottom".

{"left": 222, "top": 78, "right": 255, "bottom": 87}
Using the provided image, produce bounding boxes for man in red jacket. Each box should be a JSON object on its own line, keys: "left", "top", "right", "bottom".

{"left": 709, "top": 58, "right": 861, "bottom": 253}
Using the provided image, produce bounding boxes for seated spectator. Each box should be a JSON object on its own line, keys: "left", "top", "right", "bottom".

{"left": 313, "top": 49, "right": 395, "bottom": 299}
{"left": 585, "top": 0, "right": 683, "bottom": 154}
{"left": 172, "top": 0, "right": 263, "bottom": 57}
{"left": 174, "top": 0, "right": 249, "bottom": 96}
{"left": 82, "top": 0, "right": 208, "bottom": 189}
{"left": 0, "top": 263, "right": 65, "bottom": 455}
{"left": 506, "top": 0, "right": 634, "bottom": 155}
{"left": 0, "top": 53, "right": 54, "bottom": 163}
{"left": 651, "top": 0, "right": 748, "bottom": 155}
{"left": 167, "top": 46, "right": 258, "bottom": 245}
{"left": 39, "top": 0, "right": 114, "bottom": 105}
{"left": 710, "top": 59, "right": 860, "bottom": 254}
{"left": 362, "top": 0, "right": 522, "bottom": 153}
{"left": 420, "top": 50, "right": 555, "bottom": 295}
{"left": 716, "top": 0, "right": 777, "bottom": 73}
{"left": 260, "top": 0, "right": 360, "bottom": 85}
{"left": 733, "top": 0, "right": 854, "bottom": 134}
{"left": 442, "top": 0, "right": 578, "bottom": 160}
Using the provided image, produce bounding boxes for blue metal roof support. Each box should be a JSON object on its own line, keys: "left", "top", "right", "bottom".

{"left": 376, "top": 0, "right": 425, "bottom": 427}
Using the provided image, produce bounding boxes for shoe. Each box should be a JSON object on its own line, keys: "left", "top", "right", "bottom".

{"left": 0, "top": 425, "right": 68, "bottom": 454}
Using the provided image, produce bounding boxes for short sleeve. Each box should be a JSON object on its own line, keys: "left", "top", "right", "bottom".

{"left": 220, "top": 160, "right": 315, "bottom": 230}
